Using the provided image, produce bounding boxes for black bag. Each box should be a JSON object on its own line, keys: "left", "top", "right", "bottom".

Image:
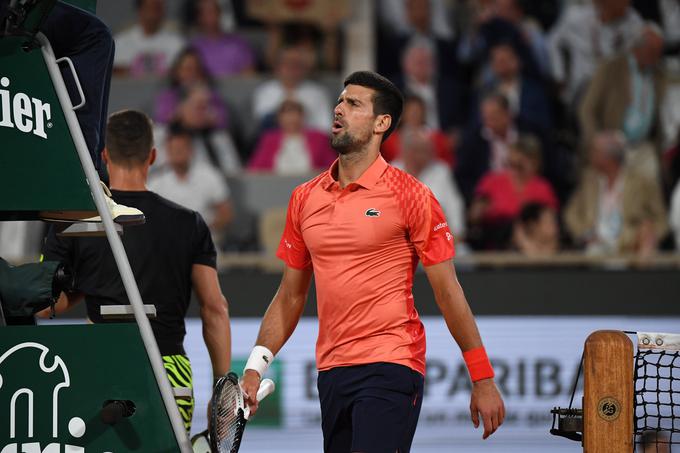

{"left": 0, "top": 256, "right": 63, "bottom": 318}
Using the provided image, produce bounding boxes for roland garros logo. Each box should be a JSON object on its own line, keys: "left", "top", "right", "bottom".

{"left": 0, "top": 76, "right": 52, "bottom": 139}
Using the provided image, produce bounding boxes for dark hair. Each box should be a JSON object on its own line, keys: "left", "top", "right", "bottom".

{"left": 106, "top": 110, "right": 154, "bottom": 166}
{"left": 166, "top": 120, "right": 193, "bottom": 140}
{"left": 168, "top": 47, "right": 213, "bottom": 88}
{"left": 518, "top": 202, "right": 550, "bottom": 226}
{"left": 481, "top": 91, "right": 511, "bottom": 112}
{"left": 343, "top": 71, "right": 403, "bottom": 141}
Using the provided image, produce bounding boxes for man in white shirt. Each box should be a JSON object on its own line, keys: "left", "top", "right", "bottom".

{"left": 548, "top": 0, "right": 643, "bottom": 107}
{"left": 113, "top": 0, "right": 185, "bottom": 77}
{"left": 252, "top": 46, "right": 332, "bottom": 132}
{"left": 148, "top": 124, "right": 232, "bottom": 242}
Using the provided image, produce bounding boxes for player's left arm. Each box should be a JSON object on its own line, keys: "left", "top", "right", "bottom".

{"left": 192, "top": 263, "right": 231, "bottom": 378}
{"left": 424, "top": 260, "right": 505, "bottom": 439}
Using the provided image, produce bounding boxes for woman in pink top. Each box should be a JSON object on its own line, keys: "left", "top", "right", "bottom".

{"left": 248, "top": 99, "right": 336, "bottom": 174}
{"left": 469, "top": 134, "right": 558, "bottom": 248}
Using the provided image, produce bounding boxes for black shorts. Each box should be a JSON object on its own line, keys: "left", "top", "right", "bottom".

{"left": 317, "top": 362, "right": 424, "bottom": 453}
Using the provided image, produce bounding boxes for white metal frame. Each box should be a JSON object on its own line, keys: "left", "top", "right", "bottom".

{"left": 37, "top": 32, "right": 192, "bottom": 452}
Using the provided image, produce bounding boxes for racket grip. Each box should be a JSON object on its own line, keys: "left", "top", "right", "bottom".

{"left": 256, "top": 378, "right": 275, "bottom": 402}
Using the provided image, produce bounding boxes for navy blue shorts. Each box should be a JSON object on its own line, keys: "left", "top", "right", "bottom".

{"left": 317, "top": 362, "right": 424, "bottom": 453}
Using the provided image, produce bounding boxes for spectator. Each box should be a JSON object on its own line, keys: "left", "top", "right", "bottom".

{"left": 482, "top": 42, "right": 552, "bottom": 131}
{"left": 377, "top": 0, "right": 457, "bottom": 78}
{"left": 548, "top": 0, "right": 644, "bottom": 107}
{"left": 154, "top": 47, "right": 229, "bottom": 128}
{"left": 565, "top": 131, "right": 668, "bottom": 256}
{"left": 173, "top": 85, "right": 241, "bottom": 175}
{"left": 265, "top": 21, "right": 342, "bottom": 73}
{"left": 392, "top": 128, "right": 466, "bottom": 239}
{"left": 456, "top": 0, "right": 543, "bottom": 82}
{"left": 579, "top": 24, "right": 666, "bottom": 178}
{"left": 149, "top": 124, "right": 232, "bottom": 244}
{"left": 456, "top": 93, "right": 545, "bottom": 203}
{"left": 512, "top": 202, "right": 560, "bottom": 257}
{"left": 380, "top": 95, "right": 454, "bottom": 165}
{"left": 188, "top": 0, "right": 256, "bottom": 77}
{"left": 493, "top": 0, "right": 551, "bottom": 76}
{"left": 392, "top": 42, "right": 463, "bottom": 132}
{"left": 248, "top": 99, "right": 335, "bottom": 175}
{"left": 253, "top": 45, "right": 332, "bottom": 132}
{"left": 469, "top": 134, "right": 558, "bottom": 249}
{"left": 113, "top": 0, "right": 184, "bottom": 77}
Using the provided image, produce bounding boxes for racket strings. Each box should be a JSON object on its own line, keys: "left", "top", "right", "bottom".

{"left": 214, "top": 379, "right": 246, "bottom": 452}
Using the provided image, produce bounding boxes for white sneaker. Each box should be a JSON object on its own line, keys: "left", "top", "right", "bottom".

{"left": 41, "top": 181, "right": 145, "bottom": 225}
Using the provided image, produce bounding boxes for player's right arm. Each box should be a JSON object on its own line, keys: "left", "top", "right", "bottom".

{"left": 241, "top": 264, "right": 312, "bottom": 414}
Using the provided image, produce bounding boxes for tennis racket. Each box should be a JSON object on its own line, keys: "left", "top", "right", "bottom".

{"left": 209, "top": 372, "right": 275, "bottom": 453}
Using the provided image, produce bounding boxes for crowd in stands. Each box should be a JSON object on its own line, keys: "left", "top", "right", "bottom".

{"left": 5, "top": 0, "right": 680, "bottom": 262}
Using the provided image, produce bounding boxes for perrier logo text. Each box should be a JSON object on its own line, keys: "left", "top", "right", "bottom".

{"left": 0, "top": 76, "right": 52, "bottom": 139}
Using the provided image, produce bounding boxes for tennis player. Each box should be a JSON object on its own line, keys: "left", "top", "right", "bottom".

{"left": 42, "top": 110, "right": 231, "bottom": 432}
{"left": 242, "top": 71, "right": 504, "bottom": 452}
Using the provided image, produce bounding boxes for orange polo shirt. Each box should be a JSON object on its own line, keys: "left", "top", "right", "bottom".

{"left": 276, "top": 155, "right": 455, "bottom": 375}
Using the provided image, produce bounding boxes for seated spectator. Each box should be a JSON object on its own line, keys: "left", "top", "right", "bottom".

{"left": 548, "top": 0, "right": 644, "bottom": 107}
{"left": 392, "top": 128, "right": 466, "bottom": 239}
{"left": 565, "top": 131, "right": 668, "bottom": 256}
{"left": 670, "top": 177, "right": 680, "bottom": 249}
{"left": 113, "top": 0, "right": 185, "bottom": 77}
{"left": 391, "top": 42, "right": 462, "bottom": 132}
{"left": 248, "top": 99, "right": 335, "bottom": 175}
{"left": 493, "top": 0, "right": 551, "bottom": 77}
{"left": 468, "top": 135, "right": 558, "bottom": 249}
{"left": 579, "top": 24, "right": 665, "bottom": 179}
{"left": 512, "top": 202, "right": 560, "bottom": 257}
{"left": 380, "top": 95, "right": 454, "bottom": 165}
{"left": 169, "top": 85, "right": 241, "bottom": 175}
{"left": 456, "top": 0, "right": 544, "bottom": 82}
{"left": 253, "top": 45, "right": 332, "bottom": 132}
{"left": 265, "top": 21, "right": 342, "bottom": 73}
{"left": 154, "top": 47, "right": 229, "bottom": 128}
{"left": 188, "top": 0, "right": 256, "bottom": 77}
{"left": 149, "top": 123, "right": 232, "bottom": 244}
{"left": 456, "top": 93, "right": 545, "bottom": 203}
{"left": 377, "top": 0, "right": 457, "bottom": 78}
{"left": 481, "top": 43, "right": 552, "bottom": 131}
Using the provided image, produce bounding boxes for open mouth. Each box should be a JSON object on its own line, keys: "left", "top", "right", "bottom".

{"left": 332, "top": 120, "right": 344, "bottom": 134}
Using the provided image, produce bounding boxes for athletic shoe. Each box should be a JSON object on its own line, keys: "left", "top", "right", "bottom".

{"left": 40, "top": 182, "right": 145, "bottom": 225}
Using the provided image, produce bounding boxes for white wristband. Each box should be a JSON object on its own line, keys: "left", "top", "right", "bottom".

{"left": 244, "top": 345, "right": 274, "bottom": 377}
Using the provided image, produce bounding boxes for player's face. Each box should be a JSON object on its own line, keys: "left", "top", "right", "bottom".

{"left": 331, "top": 84, "right": 379, "bottom": 154}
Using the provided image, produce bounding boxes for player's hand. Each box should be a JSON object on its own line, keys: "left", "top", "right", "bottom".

{"left": 469, "top": 378, "right": 505, "bottom": 439}
{"left": 241, "top": 369, "right": 262, "bottom": 416}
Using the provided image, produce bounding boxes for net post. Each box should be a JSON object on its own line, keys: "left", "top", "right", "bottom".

{"left": 583, "top": 330, "right": 633, "bottom": 452}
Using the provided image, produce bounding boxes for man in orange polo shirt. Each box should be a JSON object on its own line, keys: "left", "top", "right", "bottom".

{"left": 242, "top": 71, "right": 504, "bottom": 452}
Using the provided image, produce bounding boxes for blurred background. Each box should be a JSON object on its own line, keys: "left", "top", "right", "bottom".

{"left": 9, "top": 0, "right": 680, "bottom": 450}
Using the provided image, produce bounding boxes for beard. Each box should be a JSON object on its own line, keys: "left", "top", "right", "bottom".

{"left": 330, "top": 129, "right": 370, "bottom": 155}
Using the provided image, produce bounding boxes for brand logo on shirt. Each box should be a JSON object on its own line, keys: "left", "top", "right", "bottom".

{"left": 365, "top": 208, "right": 381, "bottom": 217}
{"left": 433, "top": 222, "right": 448, "bottom": 232}
{"left": 446, "top": 232, "right": 453, "bottom": 241}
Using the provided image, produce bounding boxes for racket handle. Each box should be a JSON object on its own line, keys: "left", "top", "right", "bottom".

{"left": 256, "top": 378, "right": 275, "bottom": 402}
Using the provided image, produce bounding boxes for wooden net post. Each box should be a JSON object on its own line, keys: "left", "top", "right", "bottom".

{"left": 583, "top": 330, "right": 634, "bottom": 452}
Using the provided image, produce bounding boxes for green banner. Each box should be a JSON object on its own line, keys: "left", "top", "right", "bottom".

{"left": 0, "top": 324, "right": 179, "bottom": 451}
{"left": 0, "top": 35, "right": 96, "bottom": 218}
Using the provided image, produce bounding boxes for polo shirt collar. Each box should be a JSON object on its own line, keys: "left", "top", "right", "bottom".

{"left": 322, "top": 155, "right": 388, "bottom": 191}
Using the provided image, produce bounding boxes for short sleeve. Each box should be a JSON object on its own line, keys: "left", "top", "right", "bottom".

{"left": 192, "top": 212, "right": 217, "bottom": 268}
{"left": 276, "top": 187, "right": 312, "bottom": 270}
{"left": 409, "top": 188, "right": 456, "bottom": 266}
